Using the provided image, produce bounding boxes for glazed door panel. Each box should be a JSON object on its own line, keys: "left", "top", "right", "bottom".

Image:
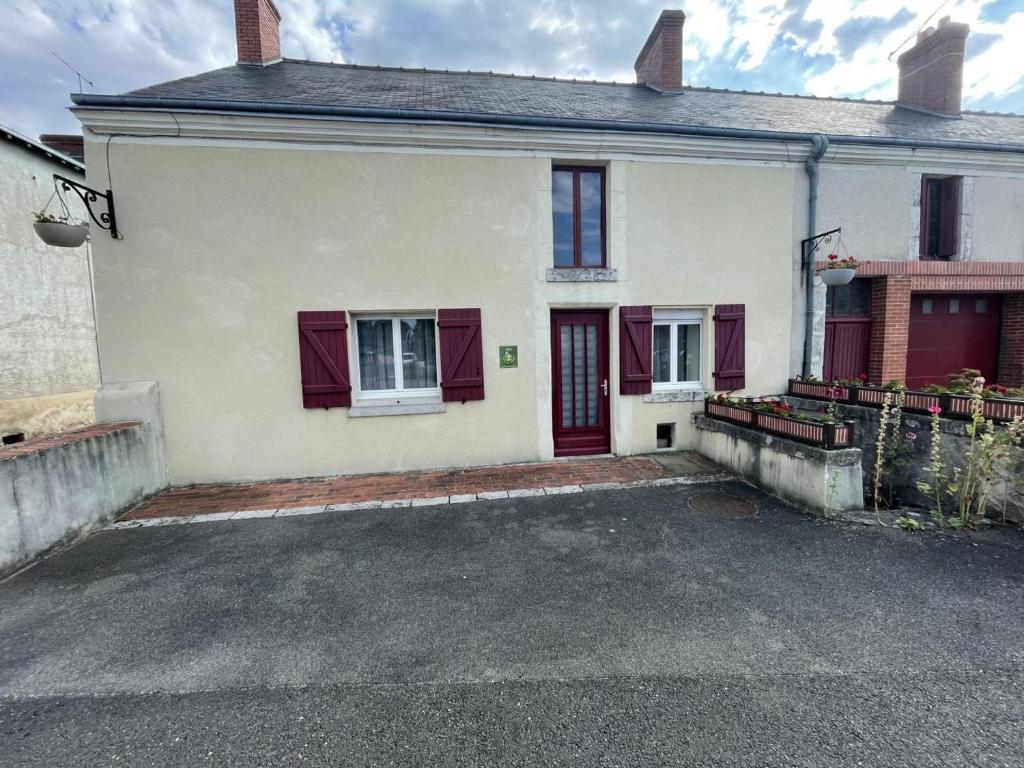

{"left": 551, "top": 311, "right": 611, "bottom": 456}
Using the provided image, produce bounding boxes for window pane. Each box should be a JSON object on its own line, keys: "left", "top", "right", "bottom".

{"left": 357, "top": 320, "right": 395, "bottom": 391}
{"left": 976, "top": 298, "right": 987, "bottom": 313}
{"left": 925, "top": 179, "right": 942, "bottom": 258}
{"left": 949, "top": 298, "right": 960, "bottom": 314}
{"left": 579, "top": 171, "right": 604, "bottom": 266}
{"left": 832, "top": 284, "right": 851, "bottom": 316}
{"left": 573, "top": 325, "right": 585, "bottom": 427}
{"left": 851, "top": 280, "right": 870, "bottom": 316}
{"left": 586, "top": 324, "right": 598, "bottom": 426}
{"left": 552, "top": 170, "right": 575, "bottom": 267}
{"left": 678, "top": 323, "right": 700, "bottom": 382}
{"left": 653, "top": 324, "right": 671, "bottom": 383}
{"left": 560, "top": 326, "right": 573, "bottom": 427}
{"left": 400, "top": 319, "right": 437, "bottom": 389}
{"left": 921, "top": 299, "right": 933, "bottom": 315}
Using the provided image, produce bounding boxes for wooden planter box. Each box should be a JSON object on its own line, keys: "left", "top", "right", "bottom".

{"left": 704, "top": 399, "right": 855, "bottom": 449}
{"left": 787, "top": 379, "right": 1024, "bottom": 423}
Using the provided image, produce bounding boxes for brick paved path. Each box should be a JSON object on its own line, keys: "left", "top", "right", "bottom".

{"left": 123, "top": 456, "right": 701, "bottom": 520}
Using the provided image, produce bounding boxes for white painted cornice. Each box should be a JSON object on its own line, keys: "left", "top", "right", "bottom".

{"left": 72, "top": 107, "right": 1024, "bottom": 175}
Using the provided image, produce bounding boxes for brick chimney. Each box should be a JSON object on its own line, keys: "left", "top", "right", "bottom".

{"left": 634, "top": 10, "right": 686, "bottom": 92}
{"left": 39, "top": 134, "right": 84, "bottom": 163}
{"left": 896, "top": 16, "right": 969, "bottom": 116}
{"left": 235, "top": 0, "right": 282, "bottom": 65}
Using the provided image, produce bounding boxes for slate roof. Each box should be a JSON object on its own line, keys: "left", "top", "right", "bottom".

{"left": 107, "top": 59, "right": 1024, "bottom": 148}
{"left": 0, "top": 123, "right": 85, "bottom": 173}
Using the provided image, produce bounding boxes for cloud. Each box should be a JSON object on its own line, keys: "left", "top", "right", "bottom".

{"left": 833, "top": 8, "right": 915, "bottom": 61}
{"left": 0, "top": 0, "right": 1022, "bottom": 140}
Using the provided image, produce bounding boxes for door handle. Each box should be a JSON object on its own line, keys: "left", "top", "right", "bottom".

{"left": 602, "top": 379, "right": 609, "bottom": 396}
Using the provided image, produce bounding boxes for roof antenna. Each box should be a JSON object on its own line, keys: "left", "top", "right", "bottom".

{"left": 51, "top": 51, "right": 94, "bottom": 93}
{"left": 887, "top": 0, "right": 950, "bottom": 60}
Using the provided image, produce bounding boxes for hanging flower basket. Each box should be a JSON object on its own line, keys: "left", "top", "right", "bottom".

{"left": 33, "top": 218, "right": 89, "bottom": 248}
{"left": 816, "top": 253, "right": 860, "bottom": 286}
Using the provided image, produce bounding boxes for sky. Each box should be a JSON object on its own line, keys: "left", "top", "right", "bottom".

{"left": 1, "top": 0, "right": 1022, "bottom": 140}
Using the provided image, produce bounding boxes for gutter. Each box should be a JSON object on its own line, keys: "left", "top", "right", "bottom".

{"left": 69, "top": 94, "right": 1024, "bottom": 155}
{"left": 802, "top": 135, "right": 829, "bottom": 379}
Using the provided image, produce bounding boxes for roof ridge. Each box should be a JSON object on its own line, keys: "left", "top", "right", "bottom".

{"left": 279, "top": 58, "right": 631, "bottom": 87}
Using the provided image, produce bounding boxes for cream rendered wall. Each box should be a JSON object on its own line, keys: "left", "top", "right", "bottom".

{"left": 972, "top": 176, "right": 1024, "bottom": 262}
{"left": 620, "top": 161, "right": 794, "bottom": 454}
{"left": 0, "top": 140, "right": 98, "bottom": 401}
{"left": 85, "top": 133, "right": 796, "bottom": 484}
{"left": 88, "top": 142, "right": 541, "bottom": 484}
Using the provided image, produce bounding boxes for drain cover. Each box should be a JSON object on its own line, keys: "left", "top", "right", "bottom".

{"left": 687, "top": 492, "right": 756, "bottom": 519}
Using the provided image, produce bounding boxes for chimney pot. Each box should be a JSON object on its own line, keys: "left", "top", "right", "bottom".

{"left": 235, "top": 0, "right": 281, "bottom": 65}
{"left": 634, "top": 10, "right": 686, "bottom": 91}
{"left": 897, "top": 19, "right": 969, "bottom": 116}
{"left": 938, "top": 15, "right": 951, "bottom": 27}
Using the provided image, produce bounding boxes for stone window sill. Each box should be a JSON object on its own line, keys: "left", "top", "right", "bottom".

{"left": 643, "top": 389, "right": 706, "bottom": 403}
{"left": 546, "top": 268, "right": 618, "bottom": 282}
{"left": 349, "top": 402, "right": 447, "bottom": 418}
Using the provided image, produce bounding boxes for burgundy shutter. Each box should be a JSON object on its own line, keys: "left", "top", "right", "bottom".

{"left": 937, "top": 176, "right": 960, "bottom": 258}
{"left": 713, "top": 304, "right": 745, "bottom": 392}
{"left": 297, "top": 311, "right": 351, "bottom": 408}
{"left": 438, "top": 308, "right": 484, "bottom": 402}
{"left": 619, "top": 305, "right": 653, "bottom": 395}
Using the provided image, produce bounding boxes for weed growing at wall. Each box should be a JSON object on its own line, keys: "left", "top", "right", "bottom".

{"left": 917, "top": 377, "right": 1024, "bottom": 528}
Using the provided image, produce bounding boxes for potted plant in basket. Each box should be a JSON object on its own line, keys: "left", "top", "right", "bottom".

{"left": 816, "top": 252, "right": 860, "bottom": 286}
{"left": 33, "top": 210, "right": 88, "bottom": 248}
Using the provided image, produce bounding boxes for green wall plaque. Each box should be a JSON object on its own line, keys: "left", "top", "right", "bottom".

{"left": 499, "top": 345, "right": 518, "bottom": 368}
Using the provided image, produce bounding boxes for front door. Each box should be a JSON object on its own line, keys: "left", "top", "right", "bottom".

{"left": 551, "top": 310, "right": 611, "bottom": 456}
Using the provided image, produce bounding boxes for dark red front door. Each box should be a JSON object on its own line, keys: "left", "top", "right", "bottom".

{"left": 906, "top": 294, "right": 1001, "bottom": 389}
{"left": 551, "top": 310, "right": 611, "bottom": 456}
{"left": 824, "top": 281, "right": 871, "bottom": 382}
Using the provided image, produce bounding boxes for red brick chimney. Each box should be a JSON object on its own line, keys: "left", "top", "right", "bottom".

{"left": 235, "top": 0, "right": 282, "bottom": 65}
{"left": 634, "top": 10, "right": 686, "bottom": 92}
{"left": 896, "top": 16, "right": 969, "bottom": 116}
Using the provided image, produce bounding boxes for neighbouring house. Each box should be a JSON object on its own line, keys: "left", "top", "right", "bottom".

{"left": 68, "top": 2, "right": 1024, "bottom": 485}
{"left": 811, "top": 20, "right": 1024, "bottom": 390}
{"left": 0, "top": 125, "right": 99, "bottom": 441}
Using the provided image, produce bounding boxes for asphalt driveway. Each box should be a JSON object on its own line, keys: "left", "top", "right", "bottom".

{"left": 2, "top": 481, "right": 1023, "bottom": 766}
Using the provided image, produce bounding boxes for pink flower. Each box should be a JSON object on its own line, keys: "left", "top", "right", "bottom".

{"left": 828, "top": 253, "right": 838, "bottom": 261}
{"left": 906, "top": 432, "right": 917, "bottom": 441}
{"left": 928, "top": 405, "right": 942, "bottom": 415}
{"left": 973, "top": 376, "right": 986, "bottom": 387}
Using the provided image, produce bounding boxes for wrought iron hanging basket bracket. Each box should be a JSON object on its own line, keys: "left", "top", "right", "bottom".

{"left": 800, "top": 227, "right": 841, "bottom": 285}
{"left": 53, "top": 173, "right": 118, "bottom": 239}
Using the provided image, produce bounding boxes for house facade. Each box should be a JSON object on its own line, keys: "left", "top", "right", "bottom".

{"left": 71, "top": 2, "right": 1024, "bottom": 485}
{"left": 0, "top": 126, "right": 99, "bottom": 440}
{"left": 793, "top": 20, "right": 1024, "bottom": 390}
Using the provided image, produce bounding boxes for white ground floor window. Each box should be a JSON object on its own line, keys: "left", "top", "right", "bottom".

{"left": 652, "top": 309, "right": 702, "bottom": 389}
{"left": 354, "top": 315, "right": 440, "bottom": 400}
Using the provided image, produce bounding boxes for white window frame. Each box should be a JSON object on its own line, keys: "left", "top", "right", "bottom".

{"left": 652, "top": 309, "right": 704, "bottom": 391}
{"left": 353, "top": 314, "right": 441, "bottom": 403}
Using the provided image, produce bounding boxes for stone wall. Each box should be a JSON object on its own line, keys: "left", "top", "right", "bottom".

{"left": 693, "top": 414, "right": 863, "bottom": 516}
{"left": 784, "top": 395, "right": 1024, "bottom": 522}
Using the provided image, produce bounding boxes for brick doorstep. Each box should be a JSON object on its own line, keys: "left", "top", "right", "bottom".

{"left": 120, "top": 456, "right": 704, "bottom": 521}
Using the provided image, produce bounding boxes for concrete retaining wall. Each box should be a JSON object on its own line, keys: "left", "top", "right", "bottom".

{"left": 785, "top": 395, "right": 1024, "bottom": 522}
{"left": 0, "top": 382, "right": 167, "bottom": 577}
{"left": 693, "top": 414, "right": 864, "bottom": 516}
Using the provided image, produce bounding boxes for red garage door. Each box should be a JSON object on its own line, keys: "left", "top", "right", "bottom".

{"left": 906, "top": 294, "right": 1001, "bottom": 389}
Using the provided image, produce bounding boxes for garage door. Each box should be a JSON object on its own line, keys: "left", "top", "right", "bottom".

{"left": 906, "top": 294, "right": 1001, "bottom": 389}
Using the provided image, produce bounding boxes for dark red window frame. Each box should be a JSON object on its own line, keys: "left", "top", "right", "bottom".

{"left": 552, "top": 165, "right": 607, "bottom": 268}
{"left": 920, "top": 174, "right": 961, "bottom": 261}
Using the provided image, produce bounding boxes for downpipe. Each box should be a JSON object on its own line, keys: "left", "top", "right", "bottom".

{"left": 802, "top": 134, "right": 829, "bottom": 378}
